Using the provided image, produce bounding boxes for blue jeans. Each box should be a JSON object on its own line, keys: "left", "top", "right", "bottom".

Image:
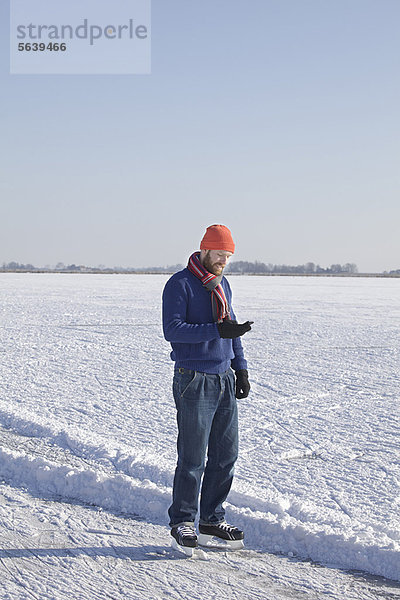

{"left": 168, "top": 367, "right": 238, "bottom": 527}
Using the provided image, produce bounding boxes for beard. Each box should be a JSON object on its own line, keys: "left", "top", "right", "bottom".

{"left": 203, "top": 252, "right": 225, "bottom": 276}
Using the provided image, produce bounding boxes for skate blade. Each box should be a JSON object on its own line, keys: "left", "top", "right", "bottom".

{"left": 198, "top": 533, "right": 244, "bottom": 551}
{"left": 171, "top": 538, "right": 208, "bottom": 560}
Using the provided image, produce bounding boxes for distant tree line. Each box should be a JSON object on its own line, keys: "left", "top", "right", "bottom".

{"left": 2, "top": 260, "right": 400, "bottom": 276}
{"left": 1, "top": 261, "right": 88, "bottom": 272}
{"left": 226, "top": 261, "right": 358, "bottom": 274}
{"left": 1, "top": 261, "right": 37, "bottom": 271}
{"left": 0, "top": 261, "right": 185, "bottom": 273}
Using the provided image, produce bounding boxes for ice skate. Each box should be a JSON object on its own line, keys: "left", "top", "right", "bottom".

{"left": 170, "top": 525, "right": 198, "bottom": 557}
{"left": 198, "top": 521, "right": 244, "bottom": 550}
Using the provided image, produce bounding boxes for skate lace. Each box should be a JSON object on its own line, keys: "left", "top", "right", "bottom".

{"left": 177, "top": 525, "right": 196, "bottom": 538}
{"left": 218, "top": 522, "right": 237, "bottom": 533}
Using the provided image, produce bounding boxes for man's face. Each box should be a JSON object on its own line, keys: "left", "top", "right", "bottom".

{"left": 202, "top": 249, "right": 233, "bottom": 276}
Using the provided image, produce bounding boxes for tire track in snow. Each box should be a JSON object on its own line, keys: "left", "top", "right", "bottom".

{"left": 1, "top": 417, "right": 400, "bottom": 583}
{"left": 0, "top": 407, "right": 173, "bottom": 486}
{"left": 2, "top": 482, "right": 399, "bottom": 600}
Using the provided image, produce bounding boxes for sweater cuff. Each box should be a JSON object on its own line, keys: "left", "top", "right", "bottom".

{"left": 231, "top": 357, "right": 248, "bottom": 372}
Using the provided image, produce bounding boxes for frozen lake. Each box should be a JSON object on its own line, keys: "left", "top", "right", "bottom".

{"left": 0, "top": 273, "right": 399, "bottom": 599}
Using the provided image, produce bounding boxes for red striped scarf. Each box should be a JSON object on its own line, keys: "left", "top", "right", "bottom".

{"left": 187, "top": 252, "right": 230, "bottom": 322}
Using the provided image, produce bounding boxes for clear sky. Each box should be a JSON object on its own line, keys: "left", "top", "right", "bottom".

{"left": 1, "top": 0, "right": 399, "bottom": 272}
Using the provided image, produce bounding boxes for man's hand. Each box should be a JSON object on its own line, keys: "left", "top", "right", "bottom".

{"left": 235, "top": 369, "right": 250, "bottom": 399}
{"left": 217, "top": 319, "right": 253, "bottom": 339}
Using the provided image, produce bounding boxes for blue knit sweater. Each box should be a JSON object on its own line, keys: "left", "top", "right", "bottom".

{"left": 162, "top": 268, "right": 248, "bottom": 374}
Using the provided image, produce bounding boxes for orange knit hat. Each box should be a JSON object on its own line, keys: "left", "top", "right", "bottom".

{"left": 200, "top": 224, "right": 235, "bottom": 253}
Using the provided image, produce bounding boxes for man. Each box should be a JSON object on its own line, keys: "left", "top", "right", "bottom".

{"left": 162, "top": 224, "right": 253, "bottom": 553}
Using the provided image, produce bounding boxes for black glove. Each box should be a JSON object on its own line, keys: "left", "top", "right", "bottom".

{"left": 235, "top": 369, "right": 250, "bottom": 399}
{"left": 217, "top": 319, "right": 253, "bottom": 339}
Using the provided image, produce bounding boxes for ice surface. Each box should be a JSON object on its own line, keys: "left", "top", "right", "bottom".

{"left": 0, "top": 273, "right": 399, "bottom": 599}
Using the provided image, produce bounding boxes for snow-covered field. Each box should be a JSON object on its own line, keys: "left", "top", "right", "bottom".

{"left": 0, "top": 273, "right": 399, "bottom": 600}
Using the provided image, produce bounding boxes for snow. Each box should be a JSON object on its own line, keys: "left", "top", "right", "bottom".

{"left": 0, "top": 273, "right": 399, "bottom": 599}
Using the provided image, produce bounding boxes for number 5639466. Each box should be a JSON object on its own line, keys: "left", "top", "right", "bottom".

{"left": 18, "top": 43, "right": 67, "bottom": 51}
